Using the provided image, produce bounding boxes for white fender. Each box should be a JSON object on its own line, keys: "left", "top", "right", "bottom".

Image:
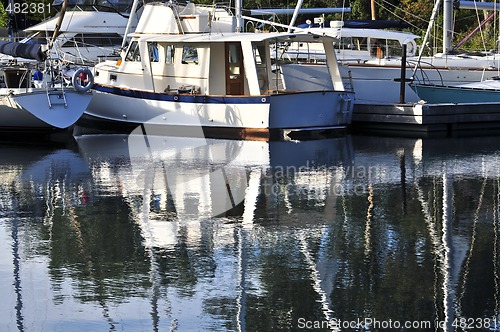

{"left": 72, "top": 67, "right": 94, "bottom": 93}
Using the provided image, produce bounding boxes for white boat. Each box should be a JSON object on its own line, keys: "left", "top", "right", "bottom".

{"left": 278, "top": 20, "right": 420, "bottom": 64}
{"left": 0, "top": 58, "right": 93, "bottom": 133}
{"left": 17, "top": 0, "right": 140, "bottom": 65}
{"left": 80, "top": 2, "right": 354, "bottom": 140}
{"left": 273, "top": 0, "right": 500, "bottom": 105}
{"left": 0, "top": 2, "right": 93, "bottom": 133}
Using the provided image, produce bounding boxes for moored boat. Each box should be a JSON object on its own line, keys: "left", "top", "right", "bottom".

{"left": 410, "top": 78, "right": 500, "bottom": 104}
{"left": 79, "top": 2, "right": 354, "bottom": 140}
{"left": 0, "top": 0, "right": 93, "bottom": 134}
{"left": 274, "top": 0, "right": 500, "bottom": 106}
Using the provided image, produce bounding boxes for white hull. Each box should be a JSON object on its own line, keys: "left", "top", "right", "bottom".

{"left": 278, "top": 22, "right": 500, "bottom": 105}
{"left": 0, "top": 88, "right": 91, "bottom": 131}
{"left": 289, "top": 62, "right": 500, "bottom": 105}
{"left": 86, "top": 89, "right": 271, "bottom": 129}
{"left": 84, "top": 87, "right": 353, "bottom": 137}
{"left": 343, "top": 63, "right": 500, "bottom": 105}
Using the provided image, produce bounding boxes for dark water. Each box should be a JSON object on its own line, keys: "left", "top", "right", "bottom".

{"left": 1, "top": 133, "right": 500, "bottom": 331}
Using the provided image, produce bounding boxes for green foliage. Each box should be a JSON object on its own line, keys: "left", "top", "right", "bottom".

{"left": 266, "top": 0, "right": 500, "bottom": 52}
{"left": 0, "top": 3, "right": 8, "bottom": 28}
{"left": 349, "top": 0, "right": 371, "bottom": 20}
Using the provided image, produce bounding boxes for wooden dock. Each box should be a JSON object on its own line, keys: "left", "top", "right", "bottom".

{"left": 351, "top": 102, "right": 500, "bottom": 137}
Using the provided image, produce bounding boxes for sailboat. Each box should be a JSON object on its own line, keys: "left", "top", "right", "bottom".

{"left": 0, "top": 0, "right": 92, "bottom": 133}
{"left": 78, "top": 1, "right": 354, "bottom": 140}
{"left": 277, "top": 0, "right": 500, "bottom": 105}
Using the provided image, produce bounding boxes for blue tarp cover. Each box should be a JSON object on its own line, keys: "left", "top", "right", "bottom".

{"left": 0, "top": 41, "right": 46, "bottom": 62}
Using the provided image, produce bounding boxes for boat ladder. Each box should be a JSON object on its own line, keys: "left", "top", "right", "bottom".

{"left": 46, "top": 87, "right": 68, "bottom": 108}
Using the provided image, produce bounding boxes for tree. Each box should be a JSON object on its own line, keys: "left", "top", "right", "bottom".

{"left": 0, "top": 3, "right": 8, "bottom": 28}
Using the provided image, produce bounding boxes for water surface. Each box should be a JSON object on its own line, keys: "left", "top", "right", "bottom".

{"left": 0, "top": 134, "right": 499, "bottom": 331}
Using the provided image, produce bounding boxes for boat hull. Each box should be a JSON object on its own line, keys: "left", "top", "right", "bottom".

{"left": 0, "top": 89, "right": 91, "bottom": 132}
{"left": 410, "top": 83, "right": 500, "bottom": 104}
{"left": 291, "top": 63, "right": 500, "bottom": 105}
{"left": 342, "top": 64, "right": 500, "bottom": 105}
{"left": 82, "top": 85, "right": 353, "bottom": 139}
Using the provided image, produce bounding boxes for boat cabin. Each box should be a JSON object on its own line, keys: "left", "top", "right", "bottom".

{"left": 97, "top": 33, "right": 343, "bottom": 96}
{"left": 281, "top": 20, "right": 420, "bottom": 63}
{"left": 95, "top": 3, "right": 345, "bottom": 96}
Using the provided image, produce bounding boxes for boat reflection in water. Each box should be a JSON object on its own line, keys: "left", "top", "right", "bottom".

{"left": 1, "top": 134, "right": 500, "bottom": 330}
{"left": 73, "top": 131, "right": 354, "bottom": 331}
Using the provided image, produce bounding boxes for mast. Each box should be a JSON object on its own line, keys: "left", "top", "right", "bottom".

{"left": 121, "top": 0, "right": 140, "bottom": 49}
{"left": 49, "top": 0, "right": 68, "bottom": 50}
{"left": 236, "top": 0, "right": 243, "bottom": 32}
{"left": 412, "top": 0, "right": 443, "bottom": 78}
{"left": 443, "top": 0, "right": 454, "bottom": 53}
{"left": 287, "top": 0, "right": 305, "bottom": 32}
{"left": 371, "top": 0, "right": 377, "bottom": 20}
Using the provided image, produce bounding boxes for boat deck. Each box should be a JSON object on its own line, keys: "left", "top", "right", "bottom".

{"left": 351, "top": 102, "right": 500, "bottom": 137}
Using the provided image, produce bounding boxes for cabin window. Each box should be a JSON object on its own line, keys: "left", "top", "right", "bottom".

{"left": 165, "top": 44, "right": 175, "bottom": 64}
{"left": 181, "top": 46, "right": 198, "bottom": 64}
{"left": 253, "top": 44, "right": 266, "bottom": 65}
{"left": 125, "top": 41, "right": 141, "bottom": 62}
{"left": 61, "top": 33, "right": 123, "bottom": 48}
{"left": 228, "top": 43, "right": 241, "bottom": 79}
{"left": 148, "top": 42, "right": 159, "bottom": 62}
{"left": 371, "top": 38, "right": 386, "bottom": 58}
{"left": 4, "top": 69, "right": 30, "bottom": 88}
{"left": 338, "top": 37, "right": 353, "bottom": 50}
{"left": 386, "top": 39, "right": 403, "bottom": 57}
{"left": 351, "top": 37, "right": 368, "bottom": 51}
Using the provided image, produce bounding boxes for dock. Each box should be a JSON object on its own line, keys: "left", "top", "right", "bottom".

{"left": 351, "top": 102, "right": 500, "bottom": 137}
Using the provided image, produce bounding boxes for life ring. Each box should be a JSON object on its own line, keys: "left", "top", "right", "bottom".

{"left": 403, "top": 39, "right": 417, "bottom": 57}
{"left": 72, "top": 67, "right": 94, "bottom": 93}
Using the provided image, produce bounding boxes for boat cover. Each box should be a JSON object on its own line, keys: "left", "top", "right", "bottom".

{"left": 0, "top": 41, "right": 46, "bottom": 62}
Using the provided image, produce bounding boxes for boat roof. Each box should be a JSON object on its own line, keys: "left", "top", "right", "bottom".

{"left": 25, "top": 10, "right": 132, "bottom": 33}
{"left": 302, "top": 27, "right": 420, "bottom": 43}
{"left": 132, "top": 31, "right": 338, "bottom": 43}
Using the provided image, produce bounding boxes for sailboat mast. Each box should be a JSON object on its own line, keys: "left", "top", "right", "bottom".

{"left": 49, "top": 0, "right": 68, "bottom": 50}
{"left": 371, "top": 0, "right": 377, "bottom": 20}
{"left": 443, "top": 0, "right": 454, "bottom": 53}
{"left": 121, "top": 0, "right": 139, "bottom": 49}
{"left": 412, "top": 0, "right": 442, "bottom": 77}
{"left": 236, "top": 0, "right": 243, "bottom": 32}
{"left": 288, "top": 0, "right": 305, "bottom": 32}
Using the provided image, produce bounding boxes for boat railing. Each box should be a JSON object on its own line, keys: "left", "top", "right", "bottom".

{"left": 407, "top": 59, "right": 445, "bottom": 86}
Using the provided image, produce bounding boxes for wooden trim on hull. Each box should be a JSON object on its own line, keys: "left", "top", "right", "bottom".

{"left": 76, "top": 113, "right": 270, "bottom": 140}
{"left": 75, "top": 113, "right": 347, "bottom": 141}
